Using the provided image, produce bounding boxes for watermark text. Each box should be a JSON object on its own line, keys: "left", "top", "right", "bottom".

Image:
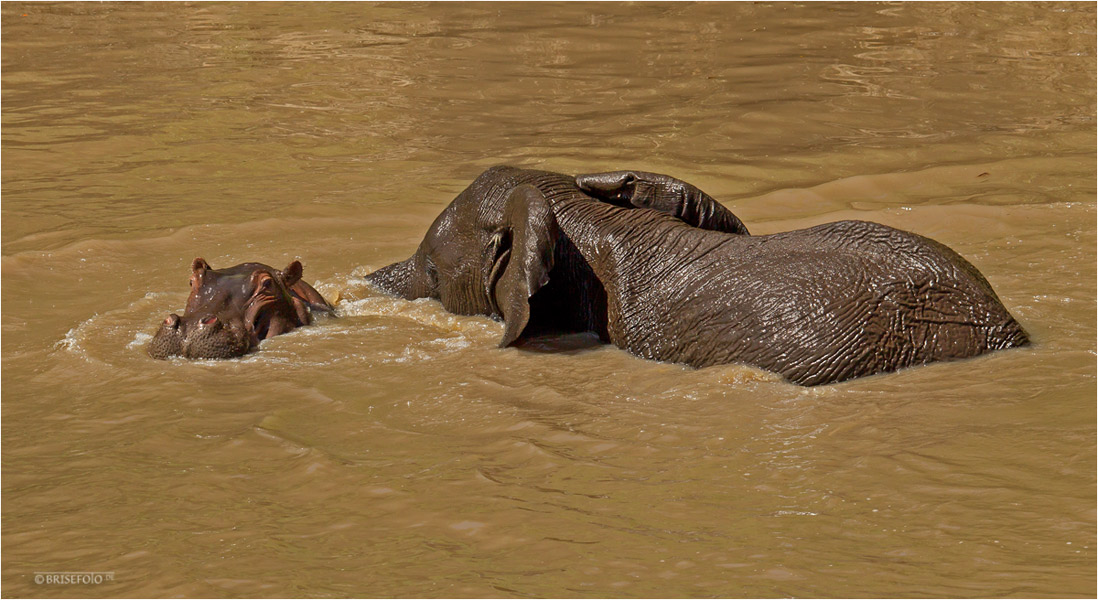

{"left": 34, "top": 572, "right": 114, "bottom": 585}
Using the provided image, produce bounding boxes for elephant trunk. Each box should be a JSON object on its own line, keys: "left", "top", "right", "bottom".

{"left": 364, "top": 256, "right": 425, "bottom": 300}
{"left": 575, "top": 170, "right": 749, "bottom": 235}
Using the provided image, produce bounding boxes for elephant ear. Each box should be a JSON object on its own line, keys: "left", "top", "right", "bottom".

{"left": 487, "top": 185, "right": 559, "bottom": 348}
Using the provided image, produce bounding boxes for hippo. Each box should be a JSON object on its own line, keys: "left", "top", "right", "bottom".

{"left": 147, "top": 258, "right": 332, "bottom": 359}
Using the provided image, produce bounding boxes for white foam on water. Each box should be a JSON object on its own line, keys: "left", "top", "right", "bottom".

{"left": 128, "top": 332, "right": 154, "bottom": 350}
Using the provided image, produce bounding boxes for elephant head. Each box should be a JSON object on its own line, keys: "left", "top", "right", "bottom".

{"left": 147, "top": 258, "right": 331, "bottom": 359}
{"left": 364, "top": 166, "right": 608, "bottom": 345}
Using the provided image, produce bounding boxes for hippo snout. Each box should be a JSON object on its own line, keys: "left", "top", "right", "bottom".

{"left": 147, "top": 312, "right": 250, "bottom": 360}
{"left": 147, "top": 314, "right": 185, "bottom": 359}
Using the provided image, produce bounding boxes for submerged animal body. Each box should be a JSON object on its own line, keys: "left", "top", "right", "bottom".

{"left": 147, "top": 258, "right": 331, "bottom": 360}
{"left": 366, "top": 166, "right": 1029, "bottom": 385}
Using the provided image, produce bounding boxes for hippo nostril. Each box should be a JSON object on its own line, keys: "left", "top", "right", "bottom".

{"left": 201, "top": 316, "right": 218, "bottom": 326}
{"left": 165, "top": 314, "right": 181, "bottom": 328}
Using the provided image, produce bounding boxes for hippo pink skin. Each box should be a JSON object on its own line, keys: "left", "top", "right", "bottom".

{"left": 147, "top": 258, "right": 332, "bottom": 359}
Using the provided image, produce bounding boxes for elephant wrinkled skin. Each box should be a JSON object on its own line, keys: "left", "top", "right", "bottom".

{"left": 365, "top": 166, "right": 1029, "bottom": 386}
{"left": 148, "top": 258, "right": 332, "bottom": 360}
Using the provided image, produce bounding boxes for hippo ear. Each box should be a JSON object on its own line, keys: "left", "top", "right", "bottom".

{"left": 489, "top": 185, "right": 558, "bottom": 348}
{"left": 189, "top": 257, "right": 211, "bottom": 292}
{"left": 281, "top": 260, "right": 303, "bottom": 287}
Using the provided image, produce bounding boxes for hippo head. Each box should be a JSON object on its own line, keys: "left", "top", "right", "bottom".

{"left": 148, "top": 258, "right": 326, "bottom": 360}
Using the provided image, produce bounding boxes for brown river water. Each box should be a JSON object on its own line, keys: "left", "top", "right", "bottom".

{"left": 2, "top": 2, "right": 1095, "bottom": 598}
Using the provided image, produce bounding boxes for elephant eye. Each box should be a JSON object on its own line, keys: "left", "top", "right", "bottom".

{"left": 486, "top": 228, "right": 511, "bottom": 255}
{"left": 423, "top": 255, "right": 439, "bottom": 288}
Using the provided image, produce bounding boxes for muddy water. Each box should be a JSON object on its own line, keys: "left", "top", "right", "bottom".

{"left": 3, "top": 2, "right": 1095, "bottom": 597}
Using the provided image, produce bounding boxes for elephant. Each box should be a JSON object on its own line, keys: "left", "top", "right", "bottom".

{"left": 365, "top": 166, "right": 1029, "bottom": 385}
{"left": 147, "top": 258, "right": 332, "bottom": 359}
